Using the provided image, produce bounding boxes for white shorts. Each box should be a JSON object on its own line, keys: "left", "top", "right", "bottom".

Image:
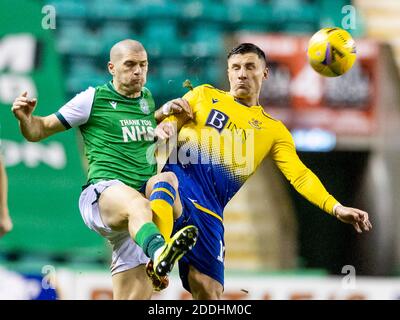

{"left": 78, "top": 179, "right": 149, "bottom": 275}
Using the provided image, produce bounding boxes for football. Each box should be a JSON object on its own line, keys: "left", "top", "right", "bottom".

{"left": 307, "top": 27, "right": 357, "bottom": 77}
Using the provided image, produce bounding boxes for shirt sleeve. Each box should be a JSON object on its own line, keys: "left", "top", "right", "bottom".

{"left": 54, "top": 87, "right": 95, "bottom": 129}
{"left": 182, "top": 85, "right": 203, "bottom": 113}
{"left": 271, "top": 121, "right": 339, "bottom": 215}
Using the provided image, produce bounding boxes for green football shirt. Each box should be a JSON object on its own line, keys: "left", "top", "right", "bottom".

{"left": 55, "top": 82, "right": 157, "bottom": 190}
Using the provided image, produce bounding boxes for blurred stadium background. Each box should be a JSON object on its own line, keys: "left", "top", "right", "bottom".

{"left": 1, "top": 0, "right": 400, "bottom": 299}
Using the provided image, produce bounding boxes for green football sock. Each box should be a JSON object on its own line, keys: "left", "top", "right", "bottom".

{"left": 134, "top": 222, "right": 165, "bottom": 260}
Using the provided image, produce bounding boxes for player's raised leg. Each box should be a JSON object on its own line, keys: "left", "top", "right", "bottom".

{"left": 98, "top": 183, "right": 161, "bottom": 299}
{"left": 98, "top": 183, "right": 196, "bottom": 298}
{"left": 144, "top": 172, "right": 187, "bottom": 291}
{"left": 145, "top": 171, "right": 183, "bottom": 241}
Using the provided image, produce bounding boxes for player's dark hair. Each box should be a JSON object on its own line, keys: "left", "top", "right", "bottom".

{"left": 227, "top": 43, "right": 267, "bottom": 65}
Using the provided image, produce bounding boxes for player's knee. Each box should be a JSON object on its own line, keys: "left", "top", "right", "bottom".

{"left": 100, "top": 190, "right": 152, "bottom": 230}
{"left": 158, "top": 171, "right": 179, "bottom": 190}
{"left": 127, "top": 197, "right": 152, "bottom": 220}
{"left": 189, "top": 270, "right": 223, "bottom": 300}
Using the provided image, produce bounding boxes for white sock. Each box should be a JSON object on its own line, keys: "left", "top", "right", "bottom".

{"left": 154, "top": 246, "right": 164, "bottom": 262}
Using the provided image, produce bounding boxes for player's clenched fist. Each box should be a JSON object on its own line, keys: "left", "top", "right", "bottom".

{"left": 11, "top": 92, "right": 37, "bottom": 122}
{"left": 155, "top": 121, "right": 176, "bottom": 140}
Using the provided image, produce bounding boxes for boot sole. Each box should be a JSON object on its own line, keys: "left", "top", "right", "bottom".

{"left": 155, "top": 225, "right": 198, "bottom": 277}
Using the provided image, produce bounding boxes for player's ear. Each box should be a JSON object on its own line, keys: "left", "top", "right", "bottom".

{"left": 263, "top": 67, "right": 269, "bottom": 80}
{"left": 108, "top": 61, "right": 115, "bottom": 76}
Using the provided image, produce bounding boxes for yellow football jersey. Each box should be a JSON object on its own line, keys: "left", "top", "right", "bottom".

{"left": 162, "top": 85, "right": 338, "bottom": 219}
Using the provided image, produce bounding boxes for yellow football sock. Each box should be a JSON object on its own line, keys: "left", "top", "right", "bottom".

{"left": 150, "top": 182, "right": 176, "bottom": 241}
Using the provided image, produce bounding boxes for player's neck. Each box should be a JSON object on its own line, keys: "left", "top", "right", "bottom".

{"left": 112, "top": 80, "right": 141, "bottom": 98}
{"left": 232, "top": 94, "right": 259, "bottom": 107}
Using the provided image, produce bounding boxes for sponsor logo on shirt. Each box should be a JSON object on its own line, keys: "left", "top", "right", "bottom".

{"left": 248, "top": 118, "right": 262, "bottom": 129}
{"left": 119, "top": 119, "right": 155, "bottom": 142}
{"left": 206, "top": 109, "right": 229, "bottom": 132}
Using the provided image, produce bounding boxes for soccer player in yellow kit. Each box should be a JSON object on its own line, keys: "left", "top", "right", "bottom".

{"left": 157, "top": 43, "right": 372, "bottom": 299}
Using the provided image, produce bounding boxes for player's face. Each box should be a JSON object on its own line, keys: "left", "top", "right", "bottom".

{"left": 110, "top": 50, "right": 148, "bottom": 94}
{"left": 227, "top": 53, "right": 268, "bottom": 101}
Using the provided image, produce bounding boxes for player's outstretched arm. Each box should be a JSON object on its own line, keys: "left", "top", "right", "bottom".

{"left": 333, "top": 205, "right": 372, "bottom": 233}
{"left": 272, "top": 122, "right": 372, "bottom": 233}
{"left": 11, "top": 92, "right": 66, "bottom": 142}
{"left": 0, "top": 158, "right": 12, "bottom": 238}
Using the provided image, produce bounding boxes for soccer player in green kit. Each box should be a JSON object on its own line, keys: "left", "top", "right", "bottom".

{"left": 11, "top": 39, "right": 197, "bottom": 299}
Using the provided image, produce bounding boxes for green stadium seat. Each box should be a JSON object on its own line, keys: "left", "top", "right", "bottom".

{"left": 229, "top": 2, "right": 272, "bottom": 26}
{"left": 187, "top": 23, "right": 225, "bottom": 57}
{"left": 139, "top": 0, "right": 181, "bottom": 19}
{"left": 159, "top": 60, "right": 185, "bottom": 79}
{"left": 238, "top": 24, "right": 272, "bottom": 33}
{"left": 67, "top": 75, "right": 109, "bottom": 95}
{"left": 145, "top": 77, "right": 164, "bottom": 98}
{"left": 57, "top": 25, "right": 96, "bottom": 56}
{"left": 155, "top": 59, "right": 189, "bottom": 98}
{"left": 48, "top": 0, "right": 88, "bottom": 19}
{"left": 67, "top": 60, "right": 109, "bottom": 93}
{"left": 185, "top": 58, "right": 224, "bottom": 88}
{"left": 225, "top": 0, "right": 259, "bottom": 4}
{"left": 183, "top": 0, "right": 229, "bottom": 24}
{"left": 270, "top": 0, "right": 319, "bottom": 29}
{"left": 56, "top": 20, "right": 102, "bottom": 57}
{"left": 99, "top": 22, "right": 140, "bottom": 55}
{"left": 143, "top": 21, "right": 177, "bottom": 39}
{"left": 202, "top": 61, "right": 224, "bottom": 86}
{"left": 53, "top": 0, "right": 354, "bottom": 113}
{"left": 142, "top": 21, "right": 183, "bottom": 58}
{"left": 90, "top": 0, "right": 141, "bottom": 20}
{"left": 281, "top": 22, "right": 318, "bottom": 34}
